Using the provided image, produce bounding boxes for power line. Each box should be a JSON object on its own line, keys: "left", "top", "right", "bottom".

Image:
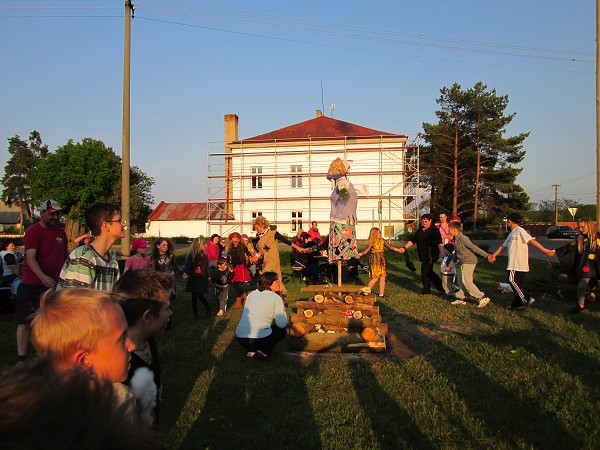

{"left": 2, "top": 2, "right": 593, "bottom": 63}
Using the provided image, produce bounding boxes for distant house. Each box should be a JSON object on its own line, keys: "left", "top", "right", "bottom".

{"left": 207, "top": 111, "right": 419, "bottom": 239}
{"left": 145, "top": 201, "right": 233, "bottom": 238}
{"left": 0, "top": 202, "right": 22, "bottom": 233}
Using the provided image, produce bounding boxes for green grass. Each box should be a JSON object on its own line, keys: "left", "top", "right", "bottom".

{"left": 1, "top": 250, "right": 599, "bottom": 449}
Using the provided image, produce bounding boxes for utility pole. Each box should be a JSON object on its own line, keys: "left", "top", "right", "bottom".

{"left": 552, "top": 184, "right": 560, "bottom": 225}
{"left": 121, "top": 0, "right": 133, "bottom": 255}
{"left": 597, "top": 0, "right": 600, "bottom": 224}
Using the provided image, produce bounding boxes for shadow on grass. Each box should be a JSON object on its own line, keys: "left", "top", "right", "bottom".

{"left": 159, "top": 315, "right": 229, "bottom": 438}
{"left": 487, "top": 312, "right": 600, "bottom": 392}
{"left": 348, "top": 359, "right": 435, "bottom": 449}
{"left": 176, "top": 338, "right": 322, "bottom": 449}
{"left": 427, "top": 330, "right": 581, "bottom": 448}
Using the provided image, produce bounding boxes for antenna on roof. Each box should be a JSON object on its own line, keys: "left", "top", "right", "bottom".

{"left": 321, "top": 81, "right": 325, "bottom": 115}
{"left": 330, "top": 103, "right": 335, "bottom": 117}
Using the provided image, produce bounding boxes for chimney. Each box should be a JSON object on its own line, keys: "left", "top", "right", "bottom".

{"left": 316, "top": 109, "right": 323, "bottom": 118}
{"left": 224, "top": 114, "right": 238, "bottom": 217}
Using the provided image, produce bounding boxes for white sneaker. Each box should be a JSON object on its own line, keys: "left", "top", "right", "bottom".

{"left": 247, "top": 351, "right": 256, "bottom": 358}
{"left": 256, "top": 350, "right": 267, "bottom": 358}
{"left": 451, "top": 299, "right": 467, "bottom": 305}
{"left": 217, "top": 309, "right": 224, "bottom": 316}
{"left": 477, "top": 296, "right": 491, "bottom": 308}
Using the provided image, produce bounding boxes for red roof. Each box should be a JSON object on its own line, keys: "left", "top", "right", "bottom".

{"left": 147, "top": 202, "right": 233, "bottom": 222}
{"left": 242, "top": 116, "right": 403, "bottom": 142}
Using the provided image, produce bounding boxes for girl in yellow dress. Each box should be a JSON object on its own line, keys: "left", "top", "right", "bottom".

{"left": 357, "top": 227, "right": 403, "bottom": 297}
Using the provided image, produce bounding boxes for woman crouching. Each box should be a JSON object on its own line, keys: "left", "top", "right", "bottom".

{"left": 236, "top": 271, "right": 288, "bottom": 358}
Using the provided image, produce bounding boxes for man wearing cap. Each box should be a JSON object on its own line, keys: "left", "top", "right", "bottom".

{"left": 489, "top": 213, "right": 556, "bottom": 310}
{"left": 56, "top": 203, "right": 124, "bottom": 292}
{"left": 16, "top": 199, "right": 68, "bottom": 362}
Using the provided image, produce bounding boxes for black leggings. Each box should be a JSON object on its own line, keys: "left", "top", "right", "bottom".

{"left": 191, "top": 293, "right": 210, "bottom": 317}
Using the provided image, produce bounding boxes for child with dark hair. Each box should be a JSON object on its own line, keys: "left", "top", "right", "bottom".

{"left": 184, "top": 237, "right": 211, "bottom": 319}
{"left": 235, "top": 271, "right": 288, "bottom": 358}
{"left": 151, "top": 237, "right": 183, "bottom": 329}
{"left": 227, "top": 232, "right": 252, "bottom": 309}
{"left": 211, "top": 257, "right": 231, "bottom": 316}
{"left": 113, "top": 269, "right": 173, "bottom": 428}
{"left": 440, "top": 243, "right": 458, "bottom": 297}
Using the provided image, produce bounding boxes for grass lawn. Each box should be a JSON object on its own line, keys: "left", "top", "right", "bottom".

{"left": 1, "top": 249, "right": 599, "bottom": 449}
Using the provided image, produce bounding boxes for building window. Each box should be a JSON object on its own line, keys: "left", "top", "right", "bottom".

{"left": 251, "top": 166, "right": 263, "bottom": 189}
{"left": 291, "top": 165, "right": 302, "bottom": 188}
{"left": 291, "top": 211, "right": 303, "bottom": 231}
{"left": 251, "top": 211, "right": 263, "bottom": 219}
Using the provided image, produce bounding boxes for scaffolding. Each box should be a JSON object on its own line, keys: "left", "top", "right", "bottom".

{"left": 207, "top": 136, "right": 420, "bottom": 237}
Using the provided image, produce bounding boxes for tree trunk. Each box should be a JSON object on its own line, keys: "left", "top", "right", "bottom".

{"left": 289, "top": 313, "right": 382, "bottom": 328}
{"left": 473, "top": 119, "right": 481, "bottom": 231}
{"left": 293, "top": 301, "right": 379, "bottom": 314}
{"left": 65, "top": 217, "right": 85, "bottom": 253}
{"left": 453, "top": 123, "right": 459, "bottom": 215}
{"left": 286, "top": 332, "right": 386, "bottom": 353}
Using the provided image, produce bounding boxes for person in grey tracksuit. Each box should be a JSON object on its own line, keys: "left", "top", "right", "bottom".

{"left": 445, "top": 221, "right": 492, "bottom": 308}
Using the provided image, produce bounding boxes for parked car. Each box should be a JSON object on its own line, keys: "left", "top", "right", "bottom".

{"left": 546, "top": 225, "right": 578, "bottom": 239}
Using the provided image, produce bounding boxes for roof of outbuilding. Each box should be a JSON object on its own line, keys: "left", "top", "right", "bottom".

{"left": 242, "top": 116, "right": 404, "bottom": 142}
{"left": 0, "top": 212, "right": 20, "bottom": 224}
{"left": 147, "top": 202, "right": 234, "bottom": 222}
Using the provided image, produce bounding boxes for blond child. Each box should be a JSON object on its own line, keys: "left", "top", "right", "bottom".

{"left": 31, "top": 288, "right": 135, "bottom": 383}
{"left": 357, "top": 227, "right": 403, "bottom": 297}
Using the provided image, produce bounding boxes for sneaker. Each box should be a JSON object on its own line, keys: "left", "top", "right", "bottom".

{"left": 477, "top": 296, "right": 491, "bottom": 308}
{"left": 247, "top": 351, "right": 256, "bottom": 358}
{"left": 256, "top": 350, "right": 268, "bottom": 358}
{"left": 570, "top": 305, "right": 585, "bottom": 314}
{"left": 451, "top": 299, "right": 467, "bottom": 305}
{"left": 216, "top": 309, "right": 224, "bottom": 316}
{"left": 517, "top": 297, "right": 535, "bottom": 310}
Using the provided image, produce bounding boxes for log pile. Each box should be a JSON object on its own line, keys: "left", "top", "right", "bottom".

{"left": 287, "top": 286, "right": 387, "bottom": 353}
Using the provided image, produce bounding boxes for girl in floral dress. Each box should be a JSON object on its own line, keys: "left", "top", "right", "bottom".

{"left": 357, "top": 227, "right": 402, "bottom": 297}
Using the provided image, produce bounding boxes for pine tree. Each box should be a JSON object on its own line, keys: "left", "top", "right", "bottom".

{"left": 1, "top": 131, "right": 49, "bottom": 228}
{"left": 421, "top": 82, "right": 529, "bottom": 226}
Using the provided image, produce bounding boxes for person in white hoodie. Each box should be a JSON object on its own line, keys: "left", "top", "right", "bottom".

{"left": 236, "top": 271, "right": 288, "bottom": 358}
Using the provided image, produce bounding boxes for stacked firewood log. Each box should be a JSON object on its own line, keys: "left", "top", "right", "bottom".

{"left": 287, "top": 288, "right": 387, "bottom": 352}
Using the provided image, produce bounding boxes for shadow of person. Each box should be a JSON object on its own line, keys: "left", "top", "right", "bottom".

{"left": 176, "top": 336, "right": 322, "bottom": 449}
{"left": 348, "top": 358, "right": 435, "bottom": 449}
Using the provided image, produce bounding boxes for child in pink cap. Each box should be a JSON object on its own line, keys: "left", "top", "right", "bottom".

{"left": 124, "top": 238, "right": 152, "bottom": 272}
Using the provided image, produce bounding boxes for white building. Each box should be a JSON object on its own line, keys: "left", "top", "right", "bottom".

{"left": 207, "top": 112, "right": 419, "bottom": 239}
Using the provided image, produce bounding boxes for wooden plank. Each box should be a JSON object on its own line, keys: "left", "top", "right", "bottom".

{"left": 300, "top": 284, "right": 370, "bottom": 293}
{"left": 289, "top": 313, "right": 382, "bottom": 328}
{"left": 293, "top": 301, "right": 379, "bottom": 313}
{"left": 286, "top": 332, "right": 386, "bottom": 353}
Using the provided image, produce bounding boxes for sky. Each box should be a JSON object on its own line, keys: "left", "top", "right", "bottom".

{"left": 0, "top": 1, "right": 596, "bottom": 209}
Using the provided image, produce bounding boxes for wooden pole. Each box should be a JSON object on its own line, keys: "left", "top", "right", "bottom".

{"left": 597, "top": 0, "right": 600, "bottom": 225}
{"left": 121, "top": 1, "right": 132, "bottom": 255}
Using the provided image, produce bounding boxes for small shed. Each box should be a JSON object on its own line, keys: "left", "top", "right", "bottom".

{"left": 145, "top": 201, "right": 235, "bottom": 238}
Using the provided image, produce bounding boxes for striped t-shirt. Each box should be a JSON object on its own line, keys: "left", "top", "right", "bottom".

{"left": 57, "top": 244, "right": 120, "bottom": 292}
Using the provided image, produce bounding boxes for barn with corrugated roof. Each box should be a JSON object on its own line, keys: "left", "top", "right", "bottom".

{"left": 145, "top": 201, "right": 233, "bottom": 237}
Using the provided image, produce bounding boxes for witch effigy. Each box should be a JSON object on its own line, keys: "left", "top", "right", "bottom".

{"left": 327, "top": 157, "right": 359, "bottom": 272}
